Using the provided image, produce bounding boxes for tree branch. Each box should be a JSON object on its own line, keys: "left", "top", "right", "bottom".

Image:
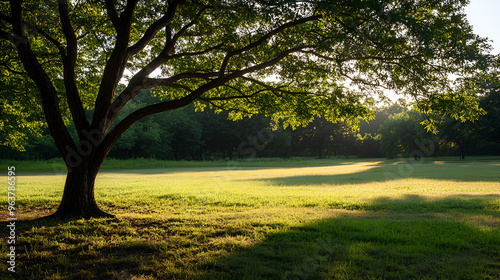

{"left": 162, "top": 82, "right": 193, "bottom": 91}
{"left": 0, "top": 12, "right": 66, "bottom": 55}
{"left": 104, "top": 0, "right": 121, "bottom": 31}
{"left": 119, "top": 0, "right": 139, "bottom": 26}
{"left": 168, "top": 43, "right": 223, "bottom": 60}
{"left": 91, "top": 0, "right": 139, "bottom": 132}
{"left": 58, "top": 1, "right": 77, "bottom": 62}
{"left": 96, "top": 76, "right": 232, "bottom": 164}
{"left": 58, "top": 0, "right": 90, "bottom": 139}
{"left": 198, "top": 89, "right": 264, "bottom": 101}
{"left": 0, "top": 29, "right": 10, "bottom": 41}
{"left": 237, "top": 46, "right": 313, "bottom": 76}
{"left": 97, "top": 13, "right": 317, "bottom": 157}
{"left": 239, "top": 76, "right": 310, "bottom": 97}
{"left": 146, "top": 72, "right": 220, "bottom": 86}
{"left": 126, "top": 0, "right": 182, "bottom": 57}
{"left": 105, "top": 44, "right": 312, "bottom": 136}
{"left": 103, "top": 71, "right": 219, "bottom": 132}
{"left": 9, "top": 0, "right": 76, "bottom": 161}
{"left": 103, "top": 8, "right": 214, "bottom": 132}
{"left": 300, "top": 49, "right": 423, "bottom": 64}
{"left": 169, "top": 7, "right": 206, "bottom": 47}
{"left": 219, "top": 15, "right": 320, "bottom": 76}
{"left": 0, "top": 60, "right": 25, "bottom": 75}
{"left": 140, "top": 73, "right": 217, "bottom": 89}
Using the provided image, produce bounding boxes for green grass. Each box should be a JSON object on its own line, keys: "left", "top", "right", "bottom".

{"left": 1, "top": 157, "right": 499, "bottom": 279}
{"left": 0, "top": 157, "right": 375, "bottom": 173}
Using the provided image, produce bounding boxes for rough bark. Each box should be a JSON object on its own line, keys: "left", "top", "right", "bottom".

{"left": 50, "top": 160, "right": 114, "bottom": 219}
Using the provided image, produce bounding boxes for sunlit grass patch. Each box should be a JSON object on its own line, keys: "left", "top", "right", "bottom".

{"left": 0, "top": 158, "right": 499, "bottom": 279}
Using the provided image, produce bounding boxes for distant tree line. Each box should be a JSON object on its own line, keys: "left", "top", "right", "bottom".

{"left": 2, "top": 87, "right": 499, "bottom": 161}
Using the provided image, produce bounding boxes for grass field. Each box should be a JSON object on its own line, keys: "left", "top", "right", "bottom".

{"left": 1, "top": 157, "right": 500, "bottom": 279}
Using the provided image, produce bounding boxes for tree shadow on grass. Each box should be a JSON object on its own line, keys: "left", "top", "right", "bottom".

{"left": 199, "top": 195, "right": 500, "bottom": 280}
{"left": 366, "top": 193, "right": 500, "bottom": 212}
{"left": 248, "top": 160, "right": 500, "bottom": 186}
{"left": 2, "top": 195, "right": 500, "bottom": 280}
{"left": 201, "top": 215, "right": 500, "bottom": 280}
{"left": 0, "top": 216, "right": 157, "bottom": 280}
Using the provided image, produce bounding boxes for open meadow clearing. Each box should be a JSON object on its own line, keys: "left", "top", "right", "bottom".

{"left": 1, "top": 158, "right": 500, "bottom": 279}
{"left": 3, "top": 1, "right": 500, "bottom": 279}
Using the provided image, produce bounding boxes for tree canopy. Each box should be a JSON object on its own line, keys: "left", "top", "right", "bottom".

{"left": 0, "top": 0, "right": 496, "bottom": 218}
{"left": 1, "top": 0, "right": 495, "bottom": 150}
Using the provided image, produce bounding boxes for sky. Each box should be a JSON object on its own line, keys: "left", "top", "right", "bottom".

{"left": 465, "top": 0, "right": 500, "bottom": 54}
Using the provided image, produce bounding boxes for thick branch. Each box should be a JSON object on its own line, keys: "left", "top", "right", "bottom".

{"left": 109, "top": 45, "right": 309, "bottom": 133}
{"left": 91, "top": 0, "right": 138, "bottom": 132}
{"left": 96, "top": 97, "right": 193, "bottom": 163}
{"left": 103, "top": 71, "right": 219, "bottom": 132}
{"left": 97, "top": 29, "right": 316, "bottom": 162}
{"left": 58, "top": 1, "right": 77, "bottom": 63}
{"left": 104, "top": 0, "right": 120, "bottom": 31}
{"left": 96, "top": 76, "right": 230, "bottom": 165}
{"left": 102, "top": 51, "right": 174, "bottom": 132}
{"left": 9, "top": 0, "right": 75, "bottom": 161}
{"left": 58, "top": 0, "right": 90, "bottom": 138}
{"left": 119, "top": 0, "right": 139, "bottom": 26}
{"left": 103, "top": 9, "right": 213, "bottom": 132}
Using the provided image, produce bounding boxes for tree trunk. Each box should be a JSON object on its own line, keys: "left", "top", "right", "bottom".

{"left": 459, "top": 141, "right": 466, "bottom": 160}
{"left": 50, "top": 160, "right": 114, "bottom": 219}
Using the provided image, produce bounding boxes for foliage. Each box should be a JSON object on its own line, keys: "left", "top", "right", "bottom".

{"left": 378, "top": 90, "right": 500, "bottom": 159}
{"left": 0, "top": 0, "right": 495, "bottom": 153}
{"left": 358, "top": 102, "right": 406, "bottom": 135}
{"left": 379, "top": 110, "right": 432, "bottom": 158}
{"left": 355, "top": 133, "right": 383, "bottom": 158}
{"left": 291, "top": 117, "right": 353, "bottom": 158}
{"left": 477, "top": 82, "right": 500, "bottom": 144}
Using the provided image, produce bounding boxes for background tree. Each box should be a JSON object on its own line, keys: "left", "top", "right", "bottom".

{"left": 357, "top": 102, "right": 406, "bottom": 158}
{"left": 358, "top": 102, "right": 406, "bottom": 136}
{"left": 0, "top": 0, "right": 494, "bottom": 218}
{"left": 259, "top": 129, "right": 293, "bottom": 158}
{"left": 291, "top": 117, "right": 355, "bottom": 158}
{"left": 432, "top": 116, "right": 474, "bottom": 159}
{"left": 477, "top": 82, "right": 500, "bottom": 145}
{"left": 379, "top": 110, "right": 432, "bottom": 158}
{"left": 356, "top": 133, "right": 384, "bottom": 158}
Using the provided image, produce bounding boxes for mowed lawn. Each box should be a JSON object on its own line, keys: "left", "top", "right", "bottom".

{"left": 1, "top": 158, "right": 500, "bottom": 279}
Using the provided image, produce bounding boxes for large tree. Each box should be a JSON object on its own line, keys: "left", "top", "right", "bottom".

{"left": 0, "top": 0, "right": 494, "bottom": 218}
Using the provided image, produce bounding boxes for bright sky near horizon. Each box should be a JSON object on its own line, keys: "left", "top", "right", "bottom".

{"left": 465, "top": 0, "right": 500, "bottom": 54}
